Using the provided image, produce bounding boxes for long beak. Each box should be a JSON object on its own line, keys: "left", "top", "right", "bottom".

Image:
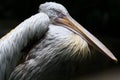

{"left": 55, "top": 15, "right": 117, "bottom": 62}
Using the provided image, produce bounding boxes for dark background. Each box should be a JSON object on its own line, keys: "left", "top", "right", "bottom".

{"left": 0, "top": 0, "right": 120, "bottom": 80}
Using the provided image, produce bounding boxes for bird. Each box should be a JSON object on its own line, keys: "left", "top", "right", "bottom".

{"left": 0, "top": 2, "right": 117, "bottom": 80}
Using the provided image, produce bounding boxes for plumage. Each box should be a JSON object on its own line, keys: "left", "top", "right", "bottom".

{"left": 0, "top": 13, "right": 50, "bottom": 80}
{"left": 0, "top": 2, "right": 117, "bottom": 80}
{"left": 9, "top": 24, "right": 90, "bottom": 80}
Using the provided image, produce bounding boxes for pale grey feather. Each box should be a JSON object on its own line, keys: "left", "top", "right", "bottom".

{"left": 0, "top": 12, "right": 50, "bottom": 80}
{"left": 9, "top": 24, "right": 90, "bottom": 80}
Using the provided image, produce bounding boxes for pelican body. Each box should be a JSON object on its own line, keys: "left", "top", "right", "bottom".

{"left": 0, "top": 2, "right": 117, "bottom": 80}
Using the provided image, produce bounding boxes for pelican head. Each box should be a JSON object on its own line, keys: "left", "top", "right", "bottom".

{"left": 39, "top": 2, "right": 117, "bottom": 61}
{"left": 39, "top": 2, "right": 68, "bottom": 22}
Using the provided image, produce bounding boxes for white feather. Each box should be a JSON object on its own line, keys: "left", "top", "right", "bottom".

{"left": 0, "top": 12, "right": 50, "bottom": 80}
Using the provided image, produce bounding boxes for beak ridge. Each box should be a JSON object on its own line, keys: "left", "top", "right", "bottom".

{"left": 55, "top": 15, "right": 117, "bottom": 62}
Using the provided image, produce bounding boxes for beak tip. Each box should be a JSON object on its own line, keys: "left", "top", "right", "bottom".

{"left": 112, "top": 57, "right": 118, "bottom": 62}
{"left": 114, "top": 58, "right": 118, "bottom": 62}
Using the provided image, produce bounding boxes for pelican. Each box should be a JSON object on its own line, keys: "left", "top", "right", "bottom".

{"left": 0, "top": 2, "right": 117, "bottom": 80}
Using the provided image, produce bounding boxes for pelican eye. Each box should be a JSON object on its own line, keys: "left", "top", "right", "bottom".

{"left": 50, "top": 8, "right": 65, "bottom": 18}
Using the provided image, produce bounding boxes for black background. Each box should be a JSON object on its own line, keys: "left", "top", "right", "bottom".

{"left": 0, "top": 0, "right": 120, "bottom": 79}
{"left": 0, "top": 0, "right": 120, "bottom": 37}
